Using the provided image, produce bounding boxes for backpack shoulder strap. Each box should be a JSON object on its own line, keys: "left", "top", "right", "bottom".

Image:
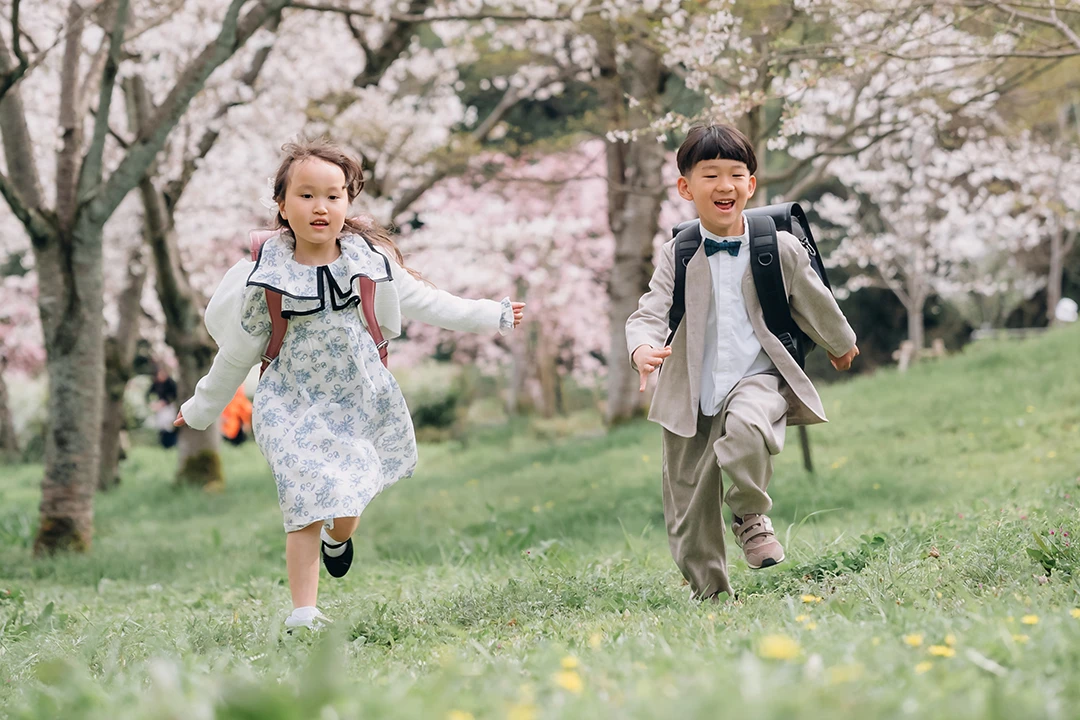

{"left": 747, "top": 214, "right": 805, "bottom": 367}
{"left": 250, "top": 230, "right": 289, "bottom": 376}
{"left": 357, "top": 236, "right": 389, "bottom": 368}
{"left": 358, "top": 277, "right": 388, "bottom": 368}
{"left": 668, "top": 222, "right": 702, "bottom": 344}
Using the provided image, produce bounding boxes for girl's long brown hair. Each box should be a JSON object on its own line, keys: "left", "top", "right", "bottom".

{"left": 272, "top": 137, "right": 423, "bottom": 281}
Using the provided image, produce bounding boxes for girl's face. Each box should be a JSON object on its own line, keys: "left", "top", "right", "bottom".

{"left": 278, "top": 157, "right": 350, "bottom": 251}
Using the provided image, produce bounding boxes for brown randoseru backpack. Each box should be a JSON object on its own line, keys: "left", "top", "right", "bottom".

{"left": 249, "top": 230, "right": 389, "bottom": 376}
{"left": 668, "top": 202, "right": 831, "bottom": 368}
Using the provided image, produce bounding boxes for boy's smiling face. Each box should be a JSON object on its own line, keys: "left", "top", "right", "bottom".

{"left": 677, "top": 158, "right": 757, "bottom": 237}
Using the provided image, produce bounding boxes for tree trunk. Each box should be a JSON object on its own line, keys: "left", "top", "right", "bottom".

{"left": 536, "top": 330, "right": 560, "bottom": 419}
{"left": 33, "top": 218, "right": 105, "bottom": 555}
{"left": 174, "top": 346, "right": 223, "bottom": 488}
{"left": 599, "top": 38, "right": 668, "bottom": 426}
{"left": 0, "top": 359, "right": 18, "bottom": 457}
{"left": 906, "top": 299, "right": 925, "bottom": 358}
{"left": 1047, "top": 227, "right": 1075, "bottom": 326}
{"left": 128, "top": 76, "right": 223, "bottom": 488}
{"left": 142, "top": 200, "right": 223, "bottom": 489}
{"left": 99, "top": 248, "right": 147, "bottom": 491}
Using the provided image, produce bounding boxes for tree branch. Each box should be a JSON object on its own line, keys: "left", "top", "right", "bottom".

{"left": 389, "top": 82, "right": 524, "bottom": 221}
{"left": 351, "top": 0, "right": 433, "bottom": 89}
{"left": 75, "top": 0, "right": 130, "bottom": 215}
{"left": 166, "top": 15, "right": 281, "bottom": 206}
{"left": 89, "top": 0, "right": 290, "bottom": 226}
{"left": 56, "top": 0, "right": 90, "bottom": 228}
{"left": 0, "top": 25, "right": 45, "bottom": 220}
{"left": 983, "top": 0, "right": 1080, "bottom": 51}
{"left": 0, "top": 168, "right": 54, "bottom": 244}
{"left": 0, "top": 1, "right": 96, "bottom": 102}
{"left": 290, "top": 1, "right": 604, "bottom": 23}
{"left": 0, "top": 0, "right": 29, "bottom": 100}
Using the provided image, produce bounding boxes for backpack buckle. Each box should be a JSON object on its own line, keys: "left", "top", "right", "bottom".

{"left": 376, "top": 340, "right": 388, "bottom": 350}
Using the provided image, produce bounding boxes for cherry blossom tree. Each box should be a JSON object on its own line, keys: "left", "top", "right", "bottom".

{"left": 0, "top": 0, "right": 291, "bottom": 554}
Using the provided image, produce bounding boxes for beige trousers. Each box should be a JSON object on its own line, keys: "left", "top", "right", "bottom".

{"left": 661, "top": 372, "right": 788, "bottom": 600}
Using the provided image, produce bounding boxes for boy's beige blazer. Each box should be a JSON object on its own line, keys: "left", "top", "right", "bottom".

{"left": 626, "top": 230, "right": 857, "bottom": 438}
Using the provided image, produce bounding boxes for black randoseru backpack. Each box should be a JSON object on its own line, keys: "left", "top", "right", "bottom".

{"left": 667, "top": 202, "right": 831, "bottom": 368}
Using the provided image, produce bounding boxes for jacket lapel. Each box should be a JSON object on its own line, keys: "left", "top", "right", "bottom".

{"left": 684, "top": 245, "right": 710, "bottom": 406}
{"left": 741, "top": 268, "right": 826, "bottom": 422}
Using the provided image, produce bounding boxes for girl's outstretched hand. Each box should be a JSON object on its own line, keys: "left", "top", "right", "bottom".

{"left": 511, "top": 302, "right": 526, "bottom": 327}
{"left": 174, "top": 409, "right": 187, "bottom": 428}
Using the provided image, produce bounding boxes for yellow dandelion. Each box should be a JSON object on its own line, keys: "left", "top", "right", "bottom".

{"left": 945, "top": 634, "right": 956, "bottom": 646}
{"left": 871, "top": 637, "right": 881, "bottom": 647}
{"left": 1026, "top": 405, "right": 1035, "bottom": 413}
{"left": 1021, "top": 615, "right": 1039, "bottom": 625}
{"left": 544, "top": 500, "right": 555, "bottom": 509}
{"left": 914, "top": 661, "right": 933, "bottom": 675}
{"left": 1048, "top": 451, "right": 1057, "bottom": 459}
{"left": 553, "top": 670, "right": 583, "bottom": 694}
{"left": 707, "top": 613, "right": 716, "bottom": 621}
{"left": 561, "top": 656, "right": 580, "bottom": 670}
{"left": 532, "top": 505, "right": 542, "bottom": 513}
{"left": 827, "top": 664, "right": 864, "bottom": 685}
{"left": 506, "top": 530, "right": 515, "bottom": 537}
{"left": 757, "top": 634, "right": 801, "bottom": 661}
{"left": 466, "top": 479, "right": 479, "bottom": 488}
{"left": 805, "top": 622, "right": 818, "bottom": 631}
{"left": 1070, "top": 609, "right": 1080, "bottom": 619}
{"left": 795, "top": 614, "right": 810, "bottom": 623}
{"left": 1006, "top": 616, "right": 1015, "bottom": 624}
{"left": 903, "top": 633, "right": 924, "bottom": 647}
{"left": 873, "top": 483, "right": 881, "bottom": 490}
{"left": 508, "top": 705, "right": 537, "bottom": 720}
{"left": 801, "top": 594, "right": 824, "bottom": 604}
{"left": 447, "top": 712, "right": 474, "bottom": 720}
{"left": 642, "top": 455, "right": 650, "bottom": 463}
{"left": 928, "top": 645, "right": 955, "bottom": 658}
{"left": 589, "top": 632, "right": 603, "bottom": 649}
{"left": 1013, "top": 634, "right": 1030, "bottom": 644}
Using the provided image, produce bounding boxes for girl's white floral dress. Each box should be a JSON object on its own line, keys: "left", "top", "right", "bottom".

{"left": 181, "top": 233, "right": 513, "bottom": 531}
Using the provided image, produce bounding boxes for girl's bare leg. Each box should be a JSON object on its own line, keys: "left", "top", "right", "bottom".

{"left": 326, "top": 516, "right": 359, "bottom": 543}
{"left": 286, "top": 522, "right": 323, "bottom": 608}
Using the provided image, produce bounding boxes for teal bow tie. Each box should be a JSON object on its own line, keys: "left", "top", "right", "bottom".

{"left": 704, "top": 238, "right": 741, "bottom": 257}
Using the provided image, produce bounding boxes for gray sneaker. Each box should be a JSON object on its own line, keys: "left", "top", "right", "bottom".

{"left": 733, "top": 514, "right": 785, "bottom": 569}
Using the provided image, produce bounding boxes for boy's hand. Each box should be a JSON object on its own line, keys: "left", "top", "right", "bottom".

{"left": 511, "top": 301, "right": 525, "bottom": 327}
{"left": 633, "top": 345, "right": 672, "bottom": 392}
{"left": 173, "top": 410, "right": 187, "bottom": 428}
{"left": 828, "top": 344, "right": 859, "bottom": 371}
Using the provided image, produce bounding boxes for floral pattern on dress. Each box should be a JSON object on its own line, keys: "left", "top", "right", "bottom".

{"left": 247, "top": 239, "right": 417, "bottom": 533}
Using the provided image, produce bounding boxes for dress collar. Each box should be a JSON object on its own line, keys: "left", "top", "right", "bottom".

{"left": 246, "top": 233, "right": 392, "bottom": 317}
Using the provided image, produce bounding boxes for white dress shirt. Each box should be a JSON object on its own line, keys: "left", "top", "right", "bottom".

{"left": 699, "top": 217, "right": 776, "bottom": 416}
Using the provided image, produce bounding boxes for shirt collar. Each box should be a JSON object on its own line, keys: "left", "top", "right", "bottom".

{"left": 699, "top": 216, "right": 749, "bottom": 245}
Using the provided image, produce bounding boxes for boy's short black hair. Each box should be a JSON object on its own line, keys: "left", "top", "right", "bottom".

{"left": 677, "top": 124, "right": 757, "bottom": 176}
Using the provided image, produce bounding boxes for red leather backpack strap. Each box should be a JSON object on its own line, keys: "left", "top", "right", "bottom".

{"left": 250, "top": 230, "right": 289, "bottom": 376}
{"left": 259, "top": 290, "right": 288, "bottom": 376}
{"left": 357, "top": 277, "right": 388, "bottom": 368}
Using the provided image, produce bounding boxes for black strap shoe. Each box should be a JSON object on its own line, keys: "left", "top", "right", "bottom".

{"left": 321, "top": 537, "right": 353, "bottom": 578}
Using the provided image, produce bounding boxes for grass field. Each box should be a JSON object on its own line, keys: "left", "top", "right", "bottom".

{"left": 2, "top": 326, "right": 1079, "bottom": 719}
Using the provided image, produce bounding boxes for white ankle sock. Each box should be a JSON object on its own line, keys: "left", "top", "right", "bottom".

{"left": 321, "top": 528, "right": 349, "bottom": 557}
